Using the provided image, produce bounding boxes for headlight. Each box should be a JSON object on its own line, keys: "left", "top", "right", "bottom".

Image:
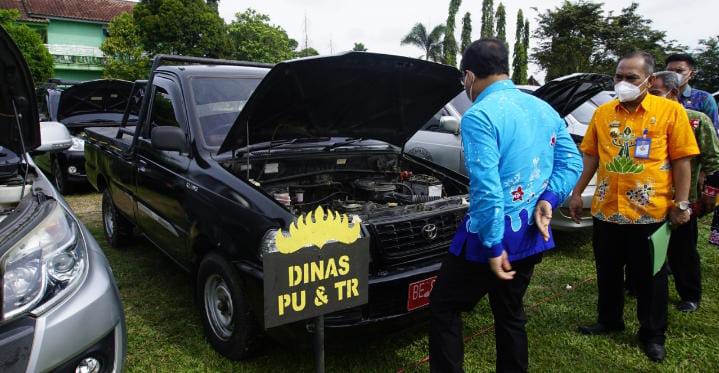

{"left": 1, "top": 203, "right": 87, "bottom": 320}
{"left": 69, "top": 136, "right": 85, "bottom": 152}
{"left": 258, "top": 229, "right": 279, "bottom": 259}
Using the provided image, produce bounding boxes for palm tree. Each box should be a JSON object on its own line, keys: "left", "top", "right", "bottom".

{"left": 401, "top": 23, "right": 446, "bottom": 62}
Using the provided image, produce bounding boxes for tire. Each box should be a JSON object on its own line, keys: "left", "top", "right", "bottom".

{"left": 101, "top": 188, "right": 133, "bottom": 247}
{"left": 52, "top": 158, "right": 74, "bottom": 195}
{"left": 197, "top": 252, "right": 261, "bottom": 360}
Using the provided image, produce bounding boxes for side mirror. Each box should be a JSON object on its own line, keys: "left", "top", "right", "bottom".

{"left": 151, "top": 126, "right": 188, "bottom": 153}
{"left": 36, "top": 121, "right": 72, "bottom": 153}
{"left": 440, "top": 116, "right": 460, "bottom": 134}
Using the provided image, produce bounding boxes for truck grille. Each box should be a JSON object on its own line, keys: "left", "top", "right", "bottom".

{"left": 372, "top": 210, "right": 464, "bottom": 267}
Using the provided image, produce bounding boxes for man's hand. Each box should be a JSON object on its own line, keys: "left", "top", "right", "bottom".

{"left": 568, "top": 194, "right": 583, "bottom": 224}
{"left": 489, "top": 250, "right": 516, "bottom": 280}
{"left": 669, "top": 206, "right": 691, "bottom": 226}
{"left": 534, "top": 200, "right": 553, "bottom": 242}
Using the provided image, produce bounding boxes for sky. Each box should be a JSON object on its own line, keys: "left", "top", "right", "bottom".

{"left": 217, "top": 0, "right": 718, "bottom": 83}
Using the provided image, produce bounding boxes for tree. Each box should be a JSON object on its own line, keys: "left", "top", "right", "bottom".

{"left": 206, "top": 0, "right": 219, "bottom": 14}
{"left": 0, "top": 9, "right": 53, "bottom": 83}
{"left": 101, "top": 12, "right": 150, "bottom": 81}
{"left": 480, "top": 0, "right": 494, "bottom": 38}
{"left": 495, "top": 3, "right": 507, "bottom": 42}
{"left": 442, "top": 0, "right": 462, "bottom": 66}
{"left": 400, "top": 23, "right": 446, "bottom": 62}
{"left": 227, "top": 9, "right": 296, "bottom": 63}
{"left": 511, "top": 10, "right": 527, "bottom": 84}
{"left": 533, "top": 1, "right": 684, "bottom": 80}
{"left": 133, "top": 0, "right": 230, "bottom": 58}
{"left": 460, "top": 12, "right": 472, "bottom": 53}
{"left": 352, "top": 42, "right": 368, "bottom": 52}
{"left": 295, "top": 47, "right": 319, "bottom": 58}
{"left": 693, "top": 36, "right": 719, "bottom": 92}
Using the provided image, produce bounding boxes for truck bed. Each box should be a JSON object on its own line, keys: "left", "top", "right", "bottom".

{"left": 85, "top": 126, "right": 136, "bottom": 152}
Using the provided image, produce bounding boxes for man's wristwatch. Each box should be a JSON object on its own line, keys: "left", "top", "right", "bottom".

{"left": 676, "top": 200, "right": 692, "bottom": 215}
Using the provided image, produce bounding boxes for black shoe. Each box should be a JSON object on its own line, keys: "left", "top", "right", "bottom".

{"left": 642, "top": 342, "right": 666, "bottom": 362}
{"left": 577, "top": 323, "right": 625, "bottom": 335}
{"left": 676, "top": 301, "right": 700, "bottom": 313}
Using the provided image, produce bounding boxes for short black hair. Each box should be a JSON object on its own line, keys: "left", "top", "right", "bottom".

{"left": 460, "top": 38, "right": 509, "bottom": 78}
{"left": 665, "top": 53, "right": 695, "bottom": 68}
{"left": 619, "top": 51, "right": 655, "bottom": 75}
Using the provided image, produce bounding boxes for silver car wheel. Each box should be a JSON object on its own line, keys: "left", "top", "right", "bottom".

{"left": 204, "top": 274, "right": 234, "bottom": 341}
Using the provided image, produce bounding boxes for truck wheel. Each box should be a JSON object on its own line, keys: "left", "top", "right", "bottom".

{"left": 52, "top": 159, "right": 74, "bottom": 195}
{"left": 197, "top": 252, "right": 260, "bottom": 360}
{"left": 102, "top": 188, "right": 133, "bottom": 247}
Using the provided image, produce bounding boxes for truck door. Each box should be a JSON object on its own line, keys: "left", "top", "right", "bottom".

{"left": 133, "top": 76, "right": 192, "bottom": 265}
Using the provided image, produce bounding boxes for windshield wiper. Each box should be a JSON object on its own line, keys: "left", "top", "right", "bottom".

{"left": 245, "top": 137, "right": 333, "bottom": 153}
{"left": 322, "top": 137, "right": 364, "bottom": 151}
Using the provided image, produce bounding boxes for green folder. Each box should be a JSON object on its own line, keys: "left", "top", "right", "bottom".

{"left": 649, "top": 222, "right": 671, "bottom": 275}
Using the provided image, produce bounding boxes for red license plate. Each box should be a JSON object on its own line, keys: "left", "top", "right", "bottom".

{"left": 406, "top": 276, "right": 437, "bottom": 311}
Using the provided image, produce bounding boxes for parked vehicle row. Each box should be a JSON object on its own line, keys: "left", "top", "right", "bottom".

{"left": 1, "top": 26, "right": 126, "bottom": 373}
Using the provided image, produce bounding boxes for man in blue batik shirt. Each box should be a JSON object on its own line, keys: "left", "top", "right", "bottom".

{"left": 429, "top": 39, "right": 582, "bottom": 373}
{"left": 666, "top": 53, "right": 719, "bottom": 129}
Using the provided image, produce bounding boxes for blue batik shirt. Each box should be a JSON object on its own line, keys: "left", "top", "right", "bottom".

{"left": 679, "top": 85, "right": 718, "bottom": 130}
{"left": 449, "top": 80, "right": 582, "bottom": 263}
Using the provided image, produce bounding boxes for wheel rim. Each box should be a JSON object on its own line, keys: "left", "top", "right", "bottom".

{"left": 204, "top": 274, "right": 234, "bottom": 341}
{"left": 103, "top": 195, "right": 115, "bottom": 237}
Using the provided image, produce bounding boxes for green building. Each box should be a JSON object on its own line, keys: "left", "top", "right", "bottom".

{"left": 0, "top": 0, "right": 135, "bottom": 81}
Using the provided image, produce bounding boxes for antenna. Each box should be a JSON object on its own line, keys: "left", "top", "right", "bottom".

{"left": 303, "top": 12, "right": 309, "bottom": 50}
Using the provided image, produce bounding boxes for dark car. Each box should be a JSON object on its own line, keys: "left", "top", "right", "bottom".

{"left": 34, "top": 79, "right": 142, "bottom": 194}
{"left": 85, "top": 53, "right": 469, "bottom": 359}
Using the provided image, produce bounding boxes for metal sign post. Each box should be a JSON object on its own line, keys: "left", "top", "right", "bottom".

{"left": 313, "top": 315, "right": 325, "bottom": 373}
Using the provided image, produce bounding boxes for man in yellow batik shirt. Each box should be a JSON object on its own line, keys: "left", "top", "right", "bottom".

{"left": 568, "top": 52, "right": 699, "bottom": 363}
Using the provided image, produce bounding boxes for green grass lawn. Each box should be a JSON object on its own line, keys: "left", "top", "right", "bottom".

{"left": 65, "top": 193, "right": 719, "bottom": 372}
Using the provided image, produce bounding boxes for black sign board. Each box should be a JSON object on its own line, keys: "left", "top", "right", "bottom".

{"left": 263, "top": 232, "right": 369, "bottom": 329}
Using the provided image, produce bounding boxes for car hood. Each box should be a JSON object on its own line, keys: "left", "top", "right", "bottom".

{"left": 0, "top": 26, "right": 40, "bottom": 153}
{"left": 218, "top": 52, "right": 463, "bottom": 154}
{"left": 57, "top": 79, "right": 135, "bottom": 123}
{"left": 533, "top": 73, "right": 614, "bottom": 117}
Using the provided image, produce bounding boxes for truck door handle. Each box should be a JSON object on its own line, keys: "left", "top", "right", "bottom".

{"left": 138, "top": 159, "right": 147, "bottom": 173}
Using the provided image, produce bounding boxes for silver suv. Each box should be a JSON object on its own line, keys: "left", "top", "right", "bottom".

{"left": 405, "top": 74, "right": 614, "bottom": 230}
{"left": 1, "top": 26, "right": 125, "bottom": 372}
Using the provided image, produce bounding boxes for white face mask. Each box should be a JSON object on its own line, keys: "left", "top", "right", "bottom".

{"left": 614, "top": 76, "right": 649, "bottom": 103}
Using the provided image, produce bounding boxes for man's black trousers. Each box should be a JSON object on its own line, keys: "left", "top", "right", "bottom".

{"left": 592, "top": 218, "right": 668, "bottom": 344}
{"left": 429, "top": 252, "right": 542, "bottom": 373}
{"left": 667, "top": 216, "right": 701, "bottom": 303}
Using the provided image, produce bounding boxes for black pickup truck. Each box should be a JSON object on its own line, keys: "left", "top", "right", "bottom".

{"left": 84, "top": 53, "right": 469, "bottom": 359}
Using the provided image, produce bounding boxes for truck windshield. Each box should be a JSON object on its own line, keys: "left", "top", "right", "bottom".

{"left": 191, "top": 77, "right": 262, "bottom": 149}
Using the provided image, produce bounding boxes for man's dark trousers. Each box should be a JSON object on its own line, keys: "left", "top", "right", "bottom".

{"left": 592, "top": 218, "right": 668, "bottom": 344}
{"left": 667, "top": 216, "right": 701, "bottom": 302}
{"left": 429, "top": 251, "right": 542, "bottom": 373}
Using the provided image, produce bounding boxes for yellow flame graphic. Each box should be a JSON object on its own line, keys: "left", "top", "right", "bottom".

{"left": 275, "top": 206, "right": 361, "bottom": 254}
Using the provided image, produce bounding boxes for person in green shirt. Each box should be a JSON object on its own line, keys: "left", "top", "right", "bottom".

{"left": 650, "top": 71, "right": 719, "bottom": 313}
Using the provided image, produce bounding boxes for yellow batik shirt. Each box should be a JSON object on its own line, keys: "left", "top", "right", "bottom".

{"left": 580, "top": 94, "right": 700, "bottom": 224}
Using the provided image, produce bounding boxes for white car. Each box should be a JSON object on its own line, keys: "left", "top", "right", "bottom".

{"left": 405, "top": 73, "right": 615, "bottom": 230}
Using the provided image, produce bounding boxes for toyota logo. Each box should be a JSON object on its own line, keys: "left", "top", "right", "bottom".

{"left": 422, "top": 224, "right": 438, "bottom": 240}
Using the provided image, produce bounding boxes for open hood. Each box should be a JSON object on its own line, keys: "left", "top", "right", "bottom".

{"left": 218, "top": 52, "right": 462, "bottom": 154}
{"left": 57, "top": 79, "right": 135, "bottom": 123}
{"left": 533, "top": 73, "right": 614, "bottom": 118}
{"left": 0, "top": 25, "right": 40, "bottom": 153}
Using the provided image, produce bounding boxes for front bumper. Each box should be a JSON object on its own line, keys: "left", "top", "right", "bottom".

{"left": 60, "top": 151, "right": 87, "bottom": 183}
{"left": 0, "top": 224, "right": 126, "bottom": 373}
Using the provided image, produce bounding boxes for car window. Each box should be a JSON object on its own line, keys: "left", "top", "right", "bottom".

{"left": 449, "top": 93, "right": 472, "bottom": 115}
{"left": 568, "top": 101, "right": 597, "bottom": 125}
{"left": 146, "top": 86, "right": 180, "bottom": 138}
{"left": 190, "top": 77, "right": 262, "bottom": 148}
